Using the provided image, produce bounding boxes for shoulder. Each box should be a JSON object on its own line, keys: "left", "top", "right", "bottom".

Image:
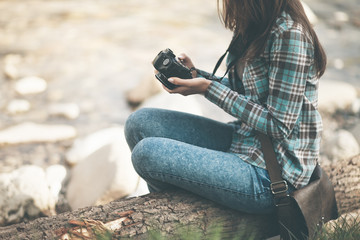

{"left": 270, "top": 12, "right": 309, "bottom": 42}
{"left": 266, "top": 12, "right": 314, "bottom": 56}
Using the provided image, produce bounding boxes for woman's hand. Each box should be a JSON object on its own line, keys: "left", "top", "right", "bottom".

{"left": 163, "top": 77, "right": 212, "bottom": 96}
{"left": 155, "top": 52, "right": 211, "bottom": 95}
{"left": 177, "top": 53, "right": 197, "bottom": 78}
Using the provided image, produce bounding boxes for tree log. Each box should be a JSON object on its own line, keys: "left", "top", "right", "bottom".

{"left": 0, "top": 154, "right": 359, "bottom": 240}
{"left": 0, "top": 190, "right": 279, "bottom": 240}
{"left": 322, "top": 154, "right": 360, "bottom": 215}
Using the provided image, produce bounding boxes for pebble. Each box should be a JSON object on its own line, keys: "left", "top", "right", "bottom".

{"left": 14, "top": 76, "right": 47, "bottom": 95}
{"left": 48, "top": 103, "right": 80, "bottom": 120}
{"left": 3, "top": 54, "right": 21, "bottom": 80}
{"left": 334, "top": 11, "right": 349, "bottom": 22}
{"left": 0, "top": 122, "right": 77, "bottom": 145}
{"left": 6, "top": 99, "right": 31, "bottom": 114}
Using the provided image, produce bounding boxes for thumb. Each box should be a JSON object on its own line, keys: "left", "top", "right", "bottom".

{"left": 168, "top": 77, "right": 186, "bottom": 86}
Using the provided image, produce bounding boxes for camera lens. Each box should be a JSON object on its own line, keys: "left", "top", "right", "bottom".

{"left": 163, "top": 58, "right": 170, "bottom": 66}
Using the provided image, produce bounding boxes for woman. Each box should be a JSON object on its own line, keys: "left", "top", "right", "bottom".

{"left": 125, "top": 0, "right": 326, "bottom": 215}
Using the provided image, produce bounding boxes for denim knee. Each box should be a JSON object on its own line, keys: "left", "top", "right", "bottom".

{"left": 124, "top": 108, "right": 151, "bottom": 150}
{"left": 131, "top": 137, "right": 157, "bottom": 179}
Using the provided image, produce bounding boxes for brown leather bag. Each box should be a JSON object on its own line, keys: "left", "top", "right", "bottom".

{"left": 257, "top": 132, "right": 338, "bottom": 239}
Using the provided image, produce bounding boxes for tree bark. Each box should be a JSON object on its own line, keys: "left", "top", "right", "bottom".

{"left": 322, "top": 154, "right": 360, "bottom": 215}
{"left": 0, "top": 190, "right": 279, "bottom": 240}
{"left": 0, "top": 154, "right": 359, "bottom": 240}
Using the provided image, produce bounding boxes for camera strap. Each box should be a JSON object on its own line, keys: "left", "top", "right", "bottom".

{"left": 211, "top": 35, "right": 247, "bottom": 81}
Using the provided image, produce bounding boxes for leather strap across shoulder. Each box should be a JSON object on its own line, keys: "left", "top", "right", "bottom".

{"left": 257, "top": 131, "right": 290, "bottom": 203}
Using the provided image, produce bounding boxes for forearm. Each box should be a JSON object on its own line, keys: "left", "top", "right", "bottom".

{"left": 195, "top": 68, "right": 232, "bottom": 88}
{"left": 205, "top": 81, "right": 291, "bottom": 139}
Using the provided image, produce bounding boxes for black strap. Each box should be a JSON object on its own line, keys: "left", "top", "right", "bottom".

{"left": 211, "top": 50, "right": 229, "bottom": 77}
{"left": 257, "top": 132, "right": 291, "bottom": 204}
{"left": 257, "top": 131, "right": 295, "bottom": 239}
{"left": 257, "top": 132, "right": 284, "bottom": 184}
{"left": 211, "top": 35, "right": 245, "bottom": 81}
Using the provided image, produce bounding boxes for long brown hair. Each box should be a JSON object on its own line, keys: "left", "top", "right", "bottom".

{"left": 218, "top": 0, "right": 326, "bottom": 78}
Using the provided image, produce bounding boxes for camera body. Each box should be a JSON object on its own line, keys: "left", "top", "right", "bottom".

{"left": 152, "top": 48, "right": 193, "bottom": 89}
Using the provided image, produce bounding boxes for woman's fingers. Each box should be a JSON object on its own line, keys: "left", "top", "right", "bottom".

{"left": 168, "top": 77, "right": 187, "bottom": 86}
{"left": 177, "top": 53, "right": 195, "bottom": 69}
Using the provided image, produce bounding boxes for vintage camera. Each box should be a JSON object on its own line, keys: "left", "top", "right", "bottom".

{"left": 152, "top": 48, "right": 193, "bottom": 89}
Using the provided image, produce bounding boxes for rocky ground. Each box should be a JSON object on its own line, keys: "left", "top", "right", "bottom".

{"left": 0, "top": 0, "right": 359, "bottom": 227}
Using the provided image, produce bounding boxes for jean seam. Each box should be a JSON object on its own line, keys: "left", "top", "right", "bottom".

{"left": 147, "top": 171, "right": 270, "bottom": 199}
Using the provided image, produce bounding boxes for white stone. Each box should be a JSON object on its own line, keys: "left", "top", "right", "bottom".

{"left": 6, "top": 99, "right": 31, "bottom": 114}
{"left": 66, "top": 127, "right": 125, "bottom": 166}
{"left": 322, "top": 129, "right": 360, "bottom": 162}
{"left": 66, "top": 127, "right": 139, "bottom": 210}
{"left": 4, "top": 64, "right": 18, "bottom": 80}
{"left": 138, "top": 92, "right": 203, "bottom": 116}
{"left": 48, "top": 103, "right": 80, "bottom": 120}
{"left": 3, "top": 54, "right": 21, "bottom": 80}
{"left": 0, "top": 122, "right": 77, "bottom": 145}
{"left": 318, "top": 80, "right": 358, "bottom": 114}
{"left": 334, "top": 11, "right": 349, "bottom": 22}
{"left": 333, "top": 58, "right": 345, "bottom": 70}
{"left": 127, "top": 177, "right": 149, "bottom": 198}
{"left": 15, "top": 76, "right": 47, "bottom": 95}
{"left": 350, "top": 98, "right": 360, "bottom": 114}
{"left": 126, "top": 76, "right": 163, "bottom": 105}
{"left": 0, "top": 165, "right": 56, "bottom": 226}
{"left": 45, "top": 165, "right": 67, "bottom": 201}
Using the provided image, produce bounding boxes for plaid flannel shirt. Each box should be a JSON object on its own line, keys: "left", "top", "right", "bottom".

{"left": 200, "top": 12, "right": 322, "bottom": 189}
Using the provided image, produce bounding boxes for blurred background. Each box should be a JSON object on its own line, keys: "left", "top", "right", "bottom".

{"left": 0, "top": 0, "right": 359, "bottom": 227}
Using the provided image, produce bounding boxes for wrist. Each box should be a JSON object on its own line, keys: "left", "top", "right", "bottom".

{"left": 202, "top": 79, "right": 212, "bottom": 94}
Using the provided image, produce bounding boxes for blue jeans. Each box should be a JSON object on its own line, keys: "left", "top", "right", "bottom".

{"left": 125, "top": 108, "right": 285, "bottom": 214}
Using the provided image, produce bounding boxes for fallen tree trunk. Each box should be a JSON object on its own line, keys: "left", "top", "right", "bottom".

{"left": 0, "top": 190, "right": 279, "bottom": 239}
{"left": 0, "top": 154, "right": 359, "bottom": 240}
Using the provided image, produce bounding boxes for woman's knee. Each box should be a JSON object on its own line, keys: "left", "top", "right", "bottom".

{"left": 124, "top": 108, "right": 156, "bottom": 149}
{"left": 125, "top": 108, "right": 149, "bottom": 135}
{"left": 131, "top": 137, "right": 162, "bottom": 177}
